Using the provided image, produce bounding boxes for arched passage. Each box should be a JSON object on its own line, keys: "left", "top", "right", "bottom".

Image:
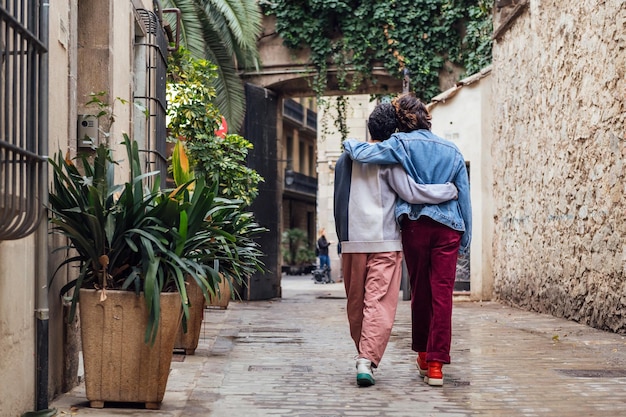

{"left": 242, "top": 16, "right": 404, "bottom": 98}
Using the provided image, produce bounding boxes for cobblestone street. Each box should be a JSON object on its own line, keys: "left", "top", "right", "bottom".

{"left": 51, "top": 274, "right": 626, "bottom": 416}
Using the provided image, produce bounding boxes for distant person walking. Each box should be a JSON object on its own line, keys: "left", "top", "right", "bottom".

{"left": 334, "top": 102, "right": 458, "bottom": 387}
{"left": 343, "top": 94, "right": 472, "bottom": 387}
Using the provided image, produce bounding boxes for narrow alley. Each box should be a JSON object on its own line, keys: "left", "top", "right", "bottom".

{"left": 50, "top": 274, "right": 626, "bottom": 416}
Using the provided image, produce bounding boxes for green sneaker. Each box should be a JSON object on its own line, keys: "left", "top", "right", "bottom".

{"left": 356, "top": 358, "right": 375, "bottom": 387}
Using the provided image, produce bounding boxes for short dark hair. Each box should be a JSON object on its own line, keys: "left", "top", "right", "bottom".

{"left": 367, "top": 103, "right": 397, "bottom": 141}
{"left": 392, "top": 94, "right": 431, "bottom": 132}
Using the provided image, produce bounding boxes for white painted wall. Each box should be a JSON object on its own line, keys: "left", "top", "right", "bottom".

{"left": 0, "top": 238, "right": 37, "bottom": 414}
{"left": 429, "top": 74, "right": 494, "bottom": 300}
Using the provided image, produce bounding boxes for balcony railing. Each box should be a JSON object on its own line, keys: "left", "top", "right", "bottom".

{"left": 284, "top": 169, "right": 317, "bottom": 199}
{"left": 306, "top": 108, "right": 317, "bottom": 131}
{"left": 283, "top": 98, "right": 304, "bottom": 124}
{"left": 283, "top": 98, "right": 317, "bottom": 133}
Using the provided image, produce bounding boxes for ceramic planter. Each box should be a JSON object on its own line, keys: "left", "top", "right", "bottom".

{"left": 79, "top": 289, "right": 182, "bottom": 409}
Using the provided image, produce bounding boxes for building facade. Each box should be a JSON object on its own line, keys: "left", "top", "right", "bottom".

{"left": 281, "top": 97, "right": 318, "bottom": 271}
{"left": 0, "top": 1, "right": 170, "bottom": 413}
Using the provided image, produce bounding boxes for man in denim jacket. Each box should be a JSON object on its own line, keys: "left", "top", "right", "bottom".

{"left": 343, "top": 94, "right": 472, "bottom": 387}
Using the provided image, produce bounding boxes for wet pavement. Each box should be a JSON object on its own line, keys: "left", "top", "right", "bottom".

{"left": 50, "top": 274, "right": 626, "bottom": 416}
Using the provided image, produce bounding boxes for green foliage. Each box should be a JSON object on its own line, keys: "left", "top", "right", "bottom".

{"left": 281, "top": 228, "right": 316, "bottom": 265}
{"left": 167, "top": 47, "right": 264, "bottom": 206}
{"left": 49, "top": 136, "right": 218, "bottom": 344}
{"left": 161, "top": 0, "right": 263, "bottom": 131}
{"left": 463, "top": 1, "right": 494, "bottom": 75}
{"left": 167, "top": 47, "right": 267, "bottom": 298}
{"left": 198, "top": 200, "right": 267, "bottom": 294}
{"left": 169, "top": 135, "right": 267, "bottom": 298}
{"left": 186, "top": 134, "right": 263, "bottom": 206}
{"left": 166, "top": 47, "right": 222, "bottom": 141}
{"left": 261, "top": 0, "right": 494, "bottom": 103}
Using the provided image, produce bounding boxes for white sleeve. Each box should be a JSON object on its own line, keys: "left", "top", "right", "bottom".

{"left": 382, "top": 165, "right": 458, "bottom": 204}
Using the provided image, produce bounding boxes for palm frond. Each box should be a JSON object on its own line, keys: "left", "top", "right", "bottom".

{"left": 163, "top": 0, "right": 261, "bottom": 131}
{"left": 205, "top": 0, "right": 262, "bottom": 69}
{"left": 204, "top": 37, "right": 246, "bottom": 130}
{"left": 163, "top": 0, "right": 206, "bottom": 58}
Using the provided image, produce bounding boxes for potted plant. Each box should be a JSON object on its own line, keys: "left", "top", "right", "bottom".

{"left": 169, "top": 136, "right": 266, "bottom": 353}
{"left": 166, "top": 47, "right": 265, "bottom": 314}
{"left": 49, "top": 136, "right": 222, "bottom": 408}
{"left": 281, "top": 228, "right": 316, "bottom": 275}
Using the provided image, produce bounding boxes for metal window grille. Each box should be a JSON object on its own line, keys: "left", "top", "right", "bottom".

{"left": 0, "top": 0, "right": 47, "bottom": 240}
{"left": 134, "top": 8, "right": 167, "bottom": 188}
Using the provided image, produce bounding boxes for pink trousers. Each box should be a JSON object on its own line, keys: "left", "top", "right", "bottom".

{"left": 401, "top": 216, "right": 462, "bottom": 364}
{"left": 342, "top": 251, "right": 403, "bottom": 367}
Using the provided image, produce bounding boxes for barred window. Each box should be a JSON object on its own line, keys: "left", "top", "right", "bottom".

{"left": 133, "top": 7, "right": 168, "bottom": 189}
{"left": 0, "top": 1, "right": 48, "bottom": 240}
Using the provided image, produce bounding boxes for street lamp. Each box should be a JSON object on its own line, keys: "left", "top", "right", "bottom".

{"left": 284, "top": 168, "right": 295, "bottom": 186}
{"left": 277, "top": 158, "right": 295, "bottom": 186}
{"left": 402, "top": 68, "right": 410, "bottom": 94}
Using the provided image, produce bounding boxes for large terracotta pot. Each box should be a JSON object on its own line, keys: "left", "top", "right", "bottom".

{"left": 174, "top": 279, "right": 206, "bottom": 355}
{"left": 79, "top": 289, "right": 182, "bottom": 409}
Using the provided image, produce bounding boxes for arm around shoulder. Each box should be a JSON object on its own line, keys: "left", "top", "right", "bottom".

{"left": 384, "top": 166, "right": 458, "bottom": 204}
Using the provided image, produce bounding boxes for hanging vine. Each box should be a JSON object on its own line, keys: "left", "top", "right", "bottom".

{"left": 260, "top": 0, "right": 493, "bottom": 139}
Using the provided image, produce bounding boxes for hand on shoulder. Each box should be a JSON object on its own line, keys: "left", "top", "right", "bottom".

{"left": 342, "top": 138, "right": 358, "bottom": 147}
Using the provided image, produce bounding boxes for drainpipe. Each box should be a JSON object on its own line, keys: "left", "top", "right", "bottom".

{"left": 35, "top": 0, "right": 50, "bottom": 410}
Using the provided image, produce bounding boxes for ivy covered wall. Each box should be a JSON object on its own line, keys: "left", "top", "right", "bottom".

{"left": 260, "top": 0, "right": 493, "bottom": 125}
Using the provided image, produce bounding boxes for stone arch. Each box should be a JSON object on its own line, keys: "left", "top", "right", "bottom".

{"left": 240, "top": 16, "right": 404, "bottom": 97}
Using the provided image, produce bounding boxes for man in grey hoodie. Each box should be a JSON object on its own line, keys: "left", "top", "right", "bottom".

{"left": 333, "top": 103, "right": 458, "bottom": 387}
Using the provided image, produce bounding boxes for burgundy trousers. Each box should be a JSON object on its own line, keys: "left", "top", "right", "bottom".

{"left": 401, "top": 216, "right": 462, "bottom": 364}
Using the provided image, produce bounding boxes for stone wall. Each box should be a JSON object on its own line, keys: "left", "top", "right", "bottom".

{"left": 491, "top": 1, "right": 626, "bottom": 332}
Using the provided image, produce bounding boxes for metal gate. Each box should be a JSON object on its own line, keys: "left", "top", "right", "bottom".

{"left": 0, "top": 0, "right": 48, "bottom": 240}
{"left": 242, "top": 83, "right": 280, "bottom": 300}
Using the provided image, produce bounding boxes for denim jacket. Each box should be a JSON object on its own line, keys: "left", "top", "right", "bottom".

{"left": 343, "top": 129, "right": 472, "bottom": 255}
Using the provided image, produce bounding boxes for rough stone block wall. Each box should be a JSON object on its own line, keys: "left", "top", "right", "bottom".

{"left": 491, "top": 1, "right": 626, "bottom": 332}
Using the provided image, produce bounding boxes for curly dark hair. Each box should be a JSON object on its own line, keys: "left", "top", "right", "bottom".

{"left": 392, "top": 94, "right": 431, "bottom": 132}
{"left": 367, "top": 103, "right": 398, "bottom": 141}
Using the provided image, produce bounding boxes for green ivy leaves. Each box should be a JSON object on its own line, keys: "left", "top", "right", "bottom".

{"left": 261, "top": 0, "right": 493, "bottom": 101}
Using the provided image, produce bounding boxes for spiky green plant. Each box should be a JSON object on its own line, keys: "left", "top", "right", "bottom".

{"left": 48, "top": 136, "right": 220, "bottom": 344}
{"left": 169, "top": 135, "right": 266, "bottom": 302}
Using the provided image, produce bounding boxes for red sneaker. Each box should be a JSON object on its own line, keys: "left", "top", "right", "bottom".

{"left": 416, "top": 352, "right": 427, "bottom": 377}
{"left": 424, "top": 361, "right": 443, "bottom": 386}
